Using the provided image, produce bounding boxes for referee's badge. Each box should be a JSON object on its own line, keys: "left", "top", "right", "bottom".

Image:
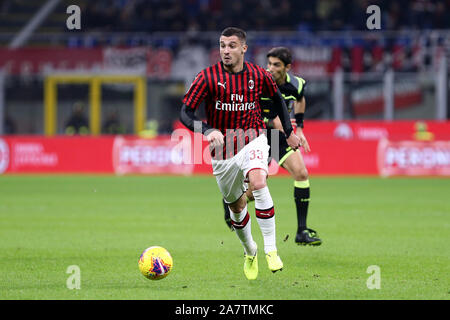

{"left": 248, "top": 79, "right": 254, "bottom": 90}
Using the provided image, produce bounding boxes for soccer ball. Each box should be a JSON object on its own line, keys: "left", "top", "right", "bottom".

{"left": 138, "top": 246, "right": 173, "bottom": 280}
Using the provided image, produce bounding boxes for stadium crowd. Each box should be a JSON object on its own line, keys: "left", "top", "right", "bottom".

{"left": 2, "top": 0, "right": 447, "bottom": 32}
{"left": 79, "top": 0, "right": 450, "bottom": 32}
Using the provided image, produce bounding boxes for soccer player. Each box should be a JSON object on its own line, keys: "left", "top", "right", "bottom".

{"left": 180, "top": 28, "right": 301, "bottom": 280}
{"left": 222, "top": 47, "right": 322, "bottom": 246}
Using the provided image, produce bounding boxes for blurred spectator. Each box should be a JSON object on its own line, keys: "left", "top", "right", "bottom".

{"left": 171, "top": 35, "right": 209, "bottom": 86}
{"left": 4, "top": 113, "right": 16, "bottom": 134}
{"left": 432, "top": 1, "right": 450, "bottom": 29}
{"left": 102, "top": 110, "right": 125, "bottom": 134}
{"left": 413, "top": 121, "right": 434, "bottom": 141}
{"left": 65, "top": 102, "right": 89, "bottom": 135}
{"left": 0, "top": 0, "right": 12, "bottom": 14}
{"left": 139, "top": 119, "right": 159, "bottom": 138}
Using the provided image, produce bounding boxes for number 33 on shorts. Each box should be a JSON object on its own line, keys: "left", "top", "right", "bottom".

{"left": 249, "top": 149, "right": 263, "bottom": 160}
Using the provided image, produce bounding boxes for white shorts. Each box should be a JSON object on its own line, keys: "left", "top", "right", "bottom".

{"left": 212, "top": 134, "right": 270, "bottom": 204}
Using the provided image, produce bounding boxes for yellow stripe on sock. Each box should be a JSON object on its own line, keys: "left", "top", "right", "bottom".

{"left": 294, "top": 180, "right": 310, "bottom": 188}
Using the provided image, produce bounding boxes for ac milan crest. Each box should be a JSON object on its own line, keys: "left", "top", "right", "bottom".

{"left": 248, "top": 79, "right": 254, "bottom": 90}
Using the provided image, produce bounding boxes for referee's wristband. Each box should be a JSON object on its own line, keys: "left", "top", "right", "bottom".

{"left": 295, "top": 113, "right": 304, "bottom": 129}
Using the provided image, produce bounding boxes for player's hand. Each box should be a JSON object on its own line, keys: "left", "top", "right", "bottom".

{"left": 296, "top": 127, "right": 311, "bottom": 153}
{"left": 206, "top": 130, "right": 224, "bottom": 148}
{"left": 286, "top": 131, "right": 301, "bottom": 151}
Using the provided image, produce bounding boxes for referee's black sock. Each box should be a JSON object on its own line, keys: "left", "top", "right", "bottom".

{"left": 294, "top": 180, "right": 310, "bottom": 233}
{"left": 223, "top": 199, "right": 232, "bottom": 229}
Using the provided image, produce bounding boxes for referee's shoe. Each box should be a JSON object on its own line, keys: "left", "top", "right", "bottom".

{"left": 295, "top": 228, "right": 322, "bottom": 246}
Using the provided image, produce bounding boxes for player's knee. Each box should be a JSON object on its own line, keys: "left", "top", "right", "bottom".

{"left": 250, "top": 180, "right": 267, "bottom": 191}
{"left": 228, "top": 196, "right": 247, "bottom": 213}
{"left": 293, "top": 167, "right": 308, "bottom": 181}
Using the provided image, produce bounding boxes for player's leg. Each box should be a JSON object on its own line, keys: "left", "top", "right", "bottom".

{"left": 247, "top": 169, "right": 274, "bottom": 251}
{"left": 222, "top": 185, "right": 253, "bottom": 231}
{"left": 228, "top": 194, "right": 258, "bottom": 280}
{"left": 221, "top": 129, "right": 272, "bottom": 231}
{"left": 227, "top": 194, "right": 257, "bottom": 257}
{"left": 280, "top": 150, "right": 322, "bottom": 246}
{"left": 246, "top": 186, "right": 254, "bottom": 201}
{"left": 247, "top": 169, "right": 283, "bottom": 273}
{"left": 213, "top": 156, "right": 258, "bottom": 280}
{"left": 243, "top": 134, "right": 283, "bottom": 272}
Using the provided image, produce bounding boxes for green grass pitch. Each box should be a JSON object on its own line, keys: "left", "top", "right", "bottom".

{"left": 0, "top": 175, "right": 449, "bottom": 300}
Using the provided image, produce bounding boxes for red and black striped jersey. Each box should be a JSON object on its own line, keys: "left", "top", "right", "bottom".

{"left": 182, "top": 61, "right": 278, "bottom": 159}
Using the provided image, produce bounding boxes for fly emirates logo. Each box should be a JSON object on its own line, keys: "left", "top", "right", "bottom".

{"left": 215, "top": 94, "right": 256, "bottom": 111}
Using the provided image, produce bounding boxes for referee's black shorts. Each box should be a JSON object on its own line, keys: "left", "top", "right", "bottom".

{"left": 266, "top": 129, "right": 298, "bottom": 166}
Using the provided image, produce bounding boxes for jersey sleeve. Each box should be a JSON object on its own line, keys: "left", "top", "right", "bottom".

{"left": 182, "top": 71, "right": 208, "bottom": 110}
{"left": 294, "top": 76, "right": 306, "bottom": 100}
{"left": 262, "top": 69, "right": 278, "bottom": 98}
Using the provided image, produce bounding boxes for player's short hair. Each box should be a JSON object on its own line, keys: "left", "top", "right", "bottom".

{"left": 267, "top": 47, "right": 292, "bottom": 66}
{"left": 221, "top": 27, "right": 247, "bottom": 43}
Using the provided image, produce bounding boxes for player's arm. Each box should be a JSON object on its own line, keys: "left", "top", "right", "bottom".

{"left": 293, "top": 98, "right": 310, "bottom": 153}
{"left": 271, "top": 116, "right": 282, "bottom": 131}
{"left": 271, "top": 89, "right": 301, "bottom": 150}
{"left": 180, "top": 104, "right": 224, "bottom": 147}
{"left": 180, "top": 72, "right": 224, "bottom": 147}
{"left": 294, "top": 76, "right": 306, "bottom": 129}
{"left": 271, "top": 97, "right": 310, "bottom": 153}
{"left": 271, "top": 97, "right": 305, "bottom": 132}
{"left": 180, "top": 104, "right": 211, "bottom": 134}
{"left": 294, "top": 96, "right": 305, "bottom": 129}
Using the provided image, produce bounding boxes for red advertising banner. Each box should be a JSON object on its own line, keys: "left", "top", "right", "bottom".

{"left": 302, "top": 120, "right": 450, "bottom": 141}
{"left": 377, "top": 139, "right": 450, "bottom": 177}
{"left": 1, "top": 121, "right": 449, "bottom": 176}
{"left": 112, "top": 136, "right": 193, "bottom": 175}
{"left": 294, "top": 138, "right": 379, "bottom": 175}
{"left": 1, "top": 136, "right": 114, "bottom": 173}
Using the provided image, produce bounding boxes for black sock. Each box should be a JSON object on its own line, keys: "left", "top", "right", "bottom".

{"left": 294, "top": 183, "right": 310, "bottom": 233}
{"left": 223, "top": 199, "right": 231, "bottom": 222}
